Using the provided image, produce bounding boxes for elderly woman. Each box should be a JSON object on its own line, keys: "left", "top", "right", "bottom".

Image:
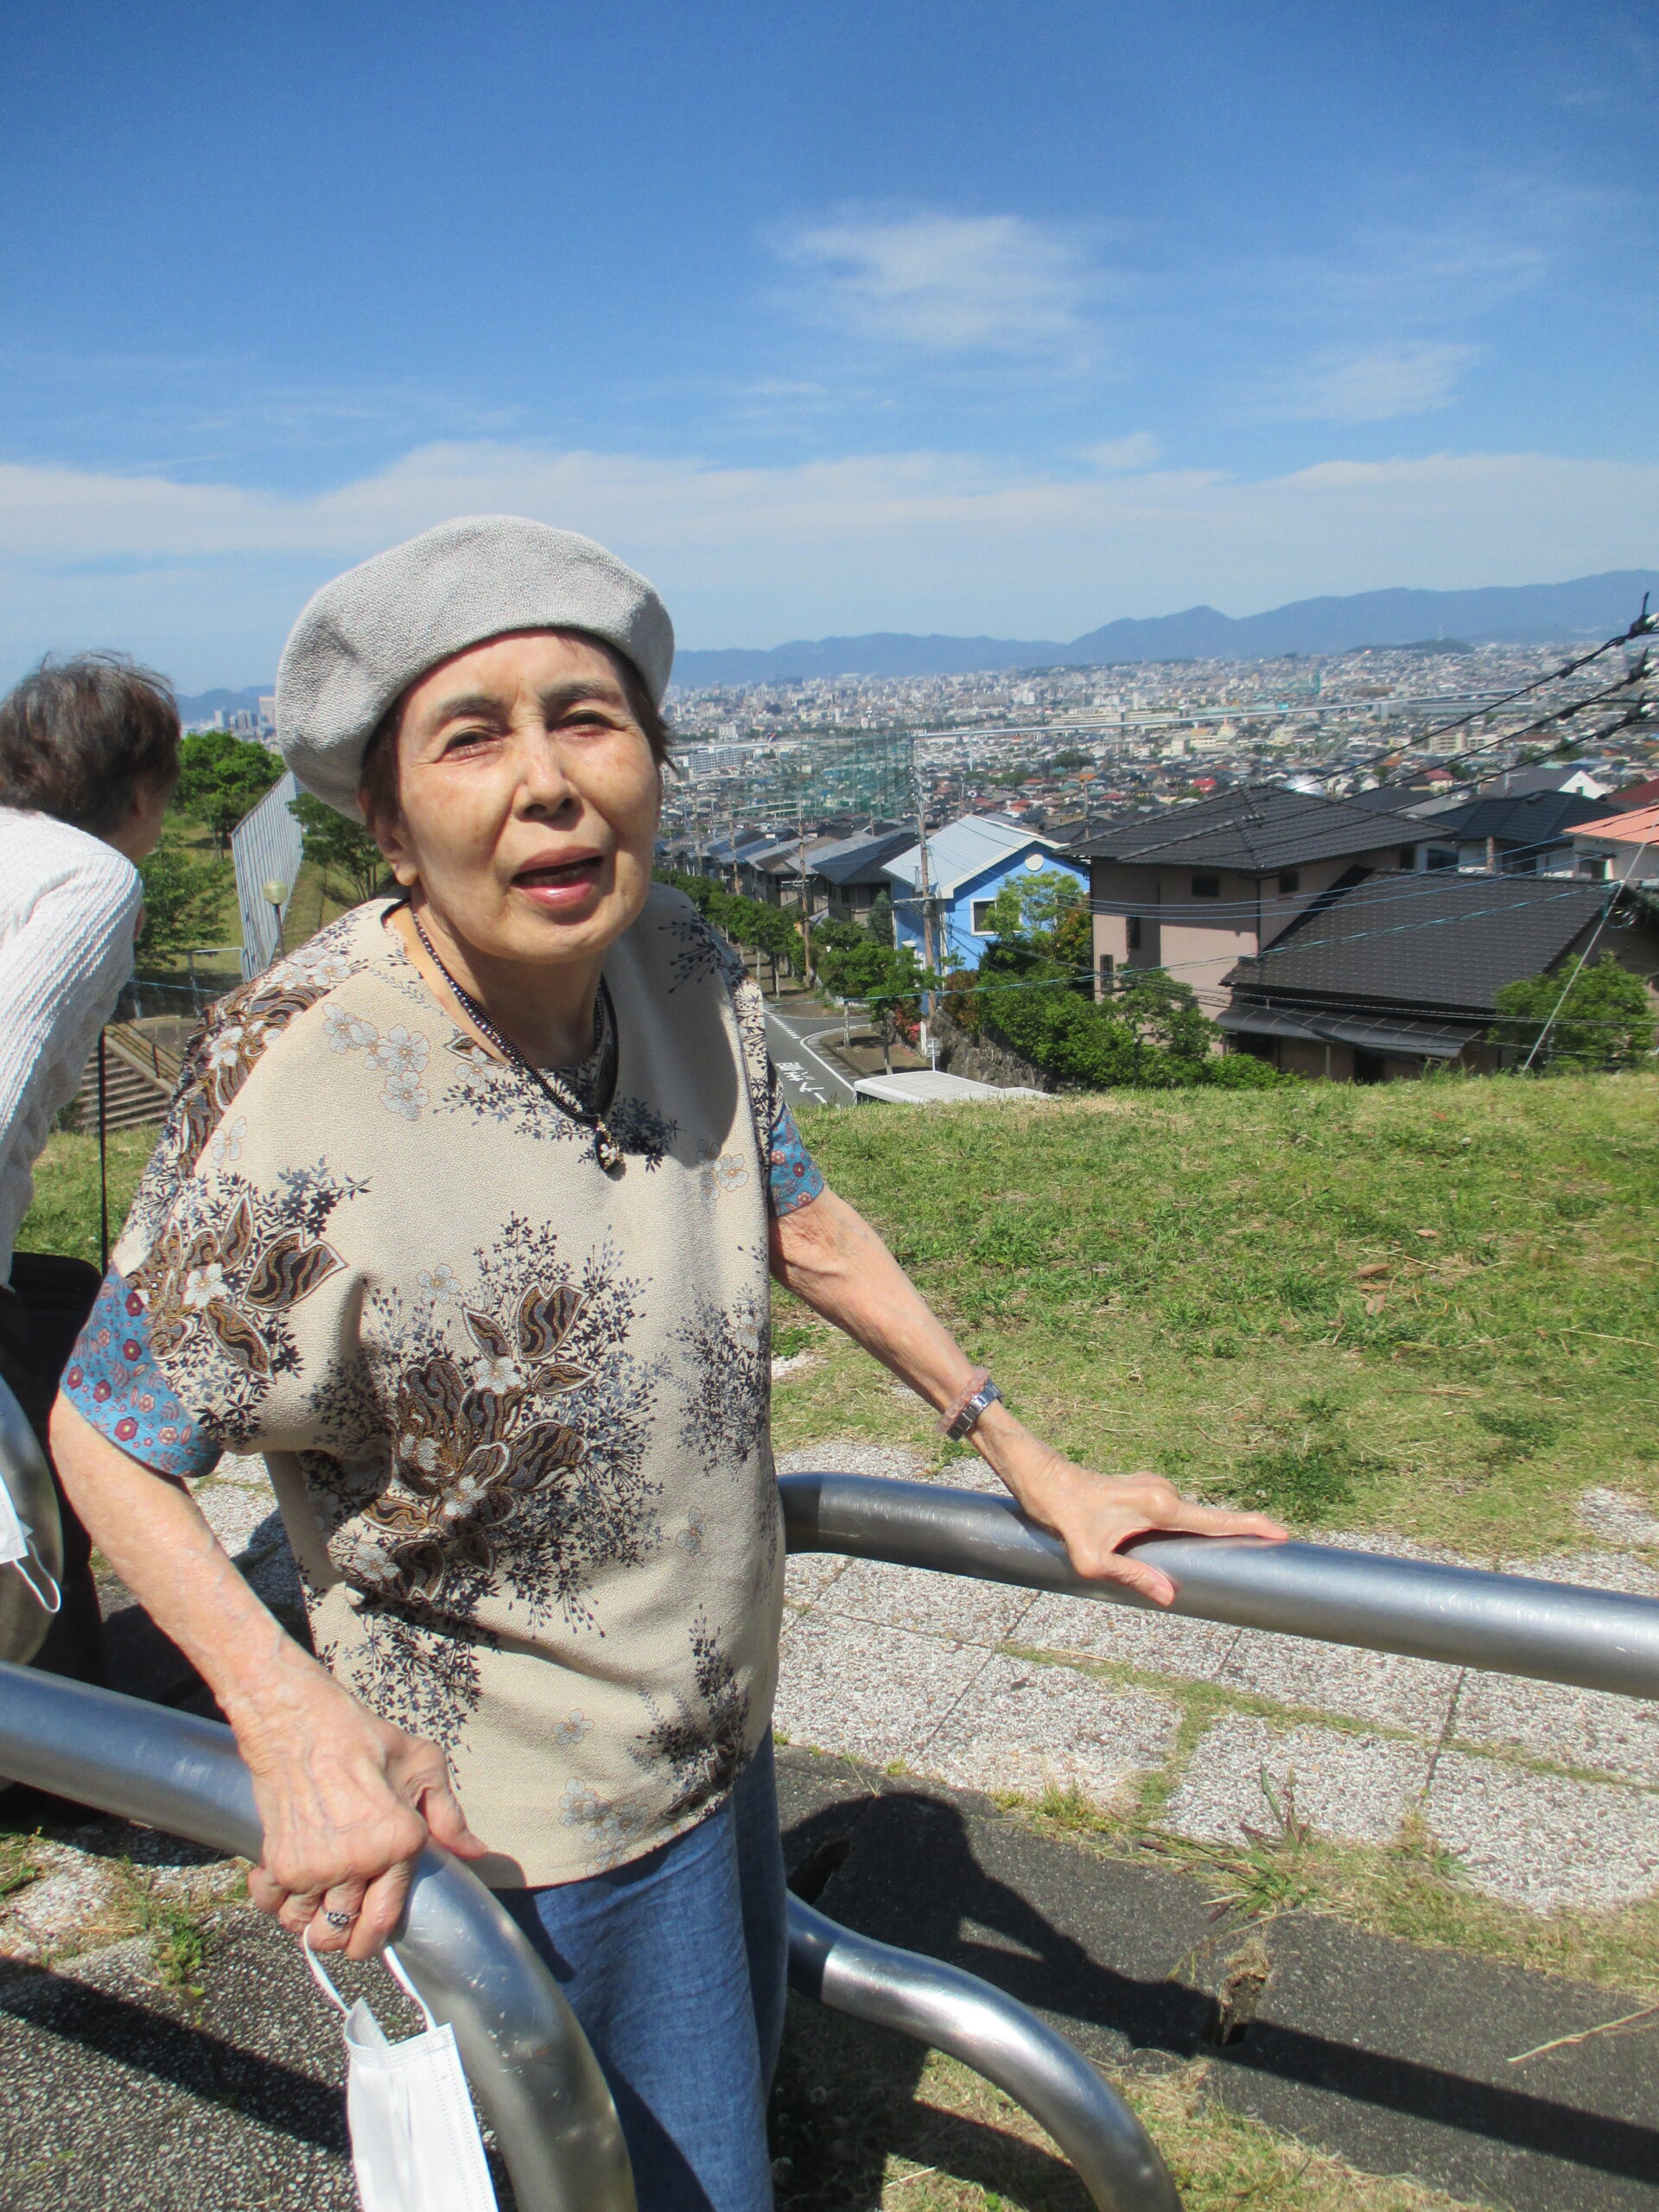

{"left": 2, "top": 653, "right": 178, "bottom": 1684}
{"left": 51, "top": 518, "right": 1280, "bottom": 2211}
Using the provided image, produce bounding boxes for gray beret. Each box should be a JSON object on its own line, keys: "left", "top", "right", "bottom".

{"left": 275, "top": 515, "right": 675, "bottom": 818}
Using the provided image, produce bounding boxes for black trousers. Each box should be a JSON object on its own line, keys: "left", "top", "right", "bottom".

{"left": 0, "top": 1250, "right": 105, "bottom": 1684}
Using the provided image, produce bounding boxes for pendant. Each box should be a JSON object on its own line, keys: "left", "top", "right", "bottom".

{"left": 594, "top": 1126, "right": 625, "bottom": 1173}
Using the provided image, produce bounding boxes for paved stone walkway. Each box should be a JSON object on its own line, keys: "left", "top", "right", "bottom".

{"left": 772, "top": 1441, "right": 1659, "bottom": 1917}
{"left": 6, "top": 1437, "right": 1656, "bottom": 1967}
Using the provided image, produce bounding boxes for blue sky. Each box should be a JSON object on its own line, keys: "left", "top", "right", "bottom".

{"left": 3, "top": 0, "right": 1657, "bottom": 686}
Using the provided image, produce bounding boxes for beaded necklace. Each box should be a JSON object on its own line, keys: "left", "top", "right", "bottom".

{"left": 410, "top": 909, "right": 625, "bottom": 1173}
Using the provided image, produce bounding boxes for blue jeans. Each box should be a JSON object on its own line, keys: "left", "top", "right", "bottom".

{"left": 497, "top": 1737, "right": 787, "bottom": 2212}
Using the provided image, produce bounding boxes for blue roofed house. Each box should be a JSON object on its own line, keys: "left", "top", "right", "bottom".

{"left": 882, "top": 815, "right": 1090, "bottom": 969}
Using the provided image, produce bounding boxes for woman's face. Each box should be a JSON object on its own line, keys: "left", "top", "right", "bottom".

{"left": 373, "top": 630, "right": 662, "bottom": 969}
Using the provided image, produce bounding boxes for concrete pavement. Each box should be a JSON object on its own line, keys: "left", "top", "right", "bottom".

{"left": 761, "top": 996, "right": 861, "bottom": 1109}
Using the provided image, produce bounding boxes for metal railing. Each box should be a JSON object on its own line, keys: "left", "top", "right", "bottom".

{"left": 8, "top": 1469, "right": 1656, "bottom": 2212}
{"left": 0, "top": 1662, "right": 636, "bottom": 2212}
{"left": 779, "top": 1473, "right": 1659, "bottom": 1699}
{"left": 790, "top": 1896, "right": 1179, "bottom": 2211}
{"left": 0, "top": 1650, "right": 1177, "bottom": 2212}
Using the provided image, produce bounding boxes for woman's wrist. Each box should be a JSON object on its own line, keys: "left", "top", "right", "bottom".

{"left": 216, "top": 1633, "right": 355, "bottom": 1762}
{"left": 966, "top": 1402, "right": 1062, "bottom": 1500}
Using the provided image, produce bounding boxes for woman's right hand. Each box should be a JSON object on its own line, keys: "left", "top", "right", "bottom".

{"left": 238, "top": 1677, "right": 487, "bottom": 1961}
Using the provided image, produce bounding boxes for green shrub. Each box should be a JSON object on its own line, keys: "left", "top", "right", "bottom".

{"left": 1490, "top": 951, "right": 1657, "bottom": 1071}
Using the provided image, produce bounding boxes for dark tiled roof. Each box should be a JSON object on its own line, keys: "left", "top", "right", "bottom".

{"left": 1073, "top": 785, "right": 1425, "bottom": 873}
{"left": 1225, "top": 873, "right": 1610, "bottom": 1016}
{"left": 810, "top": 830, "right": 915, "bottom": 886}
{"left": 1421, "top": 791, "right": 1611, "bottom": 845}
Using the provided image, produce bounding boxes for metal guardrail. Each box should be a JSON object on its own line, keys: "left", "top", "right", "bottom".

{"left": 0, "top": 1649, "right": 1177, "bottom": 2212}
{"left": 789, "top": 1896, "right": 1180, "bottom": 2212}
{"left": 10, "top": 1471, "right": 1654, "bottom": 2211}
{"left": 0, "top": 1662, "right": 636, "bottom": 2212}
{"left": 778, "top": 1473, "right": 1659, "bottom": 1700}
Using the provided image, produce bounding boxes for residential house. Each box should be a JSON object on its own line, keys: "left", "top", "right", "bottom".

{"left": 883, "top": 815, "right": 1088, "bottom": 970}
{"left": 1412, "top": 791, "right": 1612, "bottom": 877}
{"left": 808, "top": 828, "right": 916, "bottom": 923}
{"left": 1477, "top": 764, "right": 1612, "bottom": 800}
{"left": 1569, "top": 802, "right": 1659, "bottom": 887}
{"left": 752, "top": 834, "right": 845, "bottom": 924}
{"left": 1074, "top": 785, "right": 1428, "bottom": 1014}
{"left": 1221, "top": 874, "right": 1659, "bottom": 1081}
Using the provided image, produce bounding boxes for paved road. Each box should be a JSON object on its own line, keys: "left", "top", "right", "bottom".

{"left": 761, "top": 998, "right": 860, "bottom": 1109}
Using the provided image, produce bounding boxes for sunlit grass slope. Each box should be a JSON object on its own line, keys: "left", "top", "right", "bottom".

{"left": 782, "top": 1073, "right": 1659, "bottom": 1559}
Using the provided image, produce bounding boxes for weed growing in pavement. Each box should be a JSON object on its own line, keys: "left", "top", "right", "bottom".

{"left": 113, "top": 1859, "right": 214, "bottom": 2000}
{"left": 0, "top": 1830, "right": 45, "bottom": 1901}
{"left": 771, "top": 1998, "right": 1484, "bottom": 2212}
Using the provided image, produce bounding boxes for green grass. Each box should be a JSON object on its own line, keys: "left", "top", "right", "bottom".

{"left": 773, "top": 2000, "right": 1488, "bottom": 2212}
{"left": 16, "top": 1122, "right": 162, "bottom": 1270}
{"left": 783, "top": 1072, "right": 1659, "bottom": 1559}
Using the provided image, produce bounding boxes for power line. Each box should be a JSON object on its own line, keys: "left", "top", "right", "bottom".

{"left": 851, "top": 874, "right": 1642, "bottom": 1003}
{"left": 1521, "top": 832, "right": 1656, "bottom": 1070}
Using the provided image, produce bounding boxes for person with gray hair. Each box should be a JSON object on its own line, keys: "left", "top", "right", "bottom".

{"left": 48, "top": 518, "right": 1281, "bottom": 2209}
{"left": 0, "top": 652, "right": 179, "bottom": 1686}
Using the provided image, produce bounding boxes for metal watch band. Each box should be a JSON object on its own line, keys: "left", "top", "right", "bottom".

{"left": 945, "top": 1377, "right": 1003, "bottom": 1441}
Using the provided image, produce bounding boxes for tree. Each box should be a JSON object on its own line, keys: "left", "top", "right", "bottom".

{"left": 136, "top": 830, "right": 232, "bottom": 963}
{"left": 175, "top": 730, "right": 283, "bottom": 852}
{"left": 974, "top": 963, "right": 1282, "bottom": 1091}
{"left": 1490, "top": 951, "right": 1656, "bottom": 1071}
{"left": 981, "top": 868, "right": 1085, "bottom": 945}
{"left": 814, "top": 931, "right": 932, "bottom": 1071}
{"left": 290, "top": 792, "right": 390, "bottom": 906}
{"left": 653, "top": 871, "right": 803, "bottom": 990}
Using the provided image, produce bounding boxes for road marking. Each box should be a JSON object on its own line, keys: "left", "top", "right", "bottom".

{"left": 764, "top": 1007, "right": 858, "bottom": 1104}
{"left": 776, "top": 1058, "right": 830, "bottom": 1105}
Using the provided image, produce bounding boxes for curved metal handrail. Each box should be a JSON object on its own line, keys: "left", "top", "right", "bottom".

{"left": 779, "top": 1473, "right": 1659, "bottom": 1700}
{"left": 0, "top": 1375, "right": 62, "bottom": 1668}
{"left": 789, "top": 1895, "right": 1179, "bottom": 2212}
{"left": 0, "top": 1662, "right": 634, "bottom": 2212}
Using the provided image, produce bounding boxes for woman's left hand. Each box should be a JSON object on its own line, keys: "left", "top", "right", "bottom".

{"left": 992, "top": 1441, "right": 1287, "bottom": 1607}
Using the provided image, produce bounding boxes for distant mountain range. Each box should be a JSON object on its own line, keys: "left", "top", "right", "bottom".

{"left": 668, "top": 570, "right": 1659, "bottom": 688}
{"left": 184, "top": 570, "right": 1659, "bottom": 714}
{"left": 175, "top": 683, "right": 273, "bottom": 725}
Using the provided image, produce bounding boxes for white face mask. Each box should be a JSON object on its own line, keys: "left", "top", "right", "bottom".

{"left": 306, "top": 1937, "right": 499, "bottom": 2212}
{"left": 0, "top": 1438, "right": 60, "bottom": 1618}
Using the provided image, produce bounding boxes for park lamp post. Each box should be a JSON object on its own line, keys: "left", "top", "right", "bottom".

{"left": 262, "top": 877, "right": 289, "bottom": 958}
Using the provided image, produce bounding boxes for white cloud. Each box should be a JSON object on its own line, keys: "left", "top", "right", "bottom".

{"left": 1081, "top": 432, "right": 1160, "bottom": 471}
{"left": 1254, "top": 343, "right": 1481, "bottom": 423}
{"left": 2, "top": 441, "right": 1655, "bottom": 684}
{"left": 772, "top": 209, "right": 1103, "bottom": 354}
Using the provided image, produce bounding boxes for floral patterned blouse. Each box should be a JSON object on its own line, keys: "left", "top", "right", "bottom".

{"left": 65, "top": 886, "right": 824, "bottom": 1885}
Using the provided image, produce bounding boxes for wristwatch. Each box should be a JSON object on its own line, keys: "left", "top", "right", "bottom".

{"left": 944, "top": 1376, "right": 1003, "bottom": 1441}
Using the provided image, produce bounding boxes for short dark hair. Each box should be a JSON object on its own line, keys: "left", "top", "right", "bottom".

{"left": 0, "top": 652, "right": 181, "bottom": 837}
{"left": 358, "top": 632, "right": 672, "bottom": 834}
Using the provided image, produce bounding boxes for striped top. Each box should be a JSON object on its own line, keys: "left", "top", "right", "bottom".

{"left": 0, "top": 807, "right": 143, "bottom": 1283}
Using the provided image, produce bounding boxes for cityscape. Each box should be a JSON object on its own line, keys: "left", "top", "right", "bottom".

{"left": 664, "top": 633, "right": 1658, "bottom": 849}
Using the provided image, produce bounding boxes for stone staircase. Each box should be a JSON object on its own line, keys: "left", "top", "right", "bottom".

{"left": 70, "top": 1023, "right": 181, "bottom": 1134}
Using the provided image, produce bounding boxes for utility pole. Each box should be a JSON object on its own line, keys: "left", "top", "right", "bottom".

{"left": 916, "top": 808, "right": 937, "bottom": 976}
{"left": 797, "top": 804, "right": 814, "bottom": 988}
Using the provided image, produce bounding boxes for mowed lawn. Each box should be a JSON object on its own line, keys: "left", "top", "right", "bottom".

{"left": 779, "top": 1071, "right": 1659, "bottom": 1560}
{"left": 21, "top": 1072, "right": 1658, "bottom": 1558}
